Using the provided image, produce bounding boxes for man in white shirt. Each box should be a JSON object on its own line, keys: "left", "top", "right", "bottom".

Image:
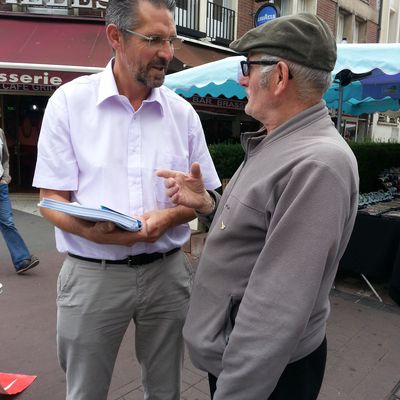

{"left": 33, "top": 1, "right": 220, "bottom": 399}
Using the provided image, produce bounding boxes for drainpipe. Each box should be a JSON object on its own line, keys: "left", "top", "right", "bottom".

{"left": 377, "top": 0, "right": 384, "bottom": 43}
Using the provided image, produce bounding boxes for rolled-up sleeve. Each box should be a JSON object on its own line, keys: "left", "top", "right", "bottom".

{"left": 33, "top": 89, "right": 79, "bottom": 190}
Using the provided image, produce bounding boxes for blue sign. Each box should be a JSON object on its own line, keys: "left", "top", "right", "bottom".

{"left": 254, "top": 4, "right": 279, "bottom": 27}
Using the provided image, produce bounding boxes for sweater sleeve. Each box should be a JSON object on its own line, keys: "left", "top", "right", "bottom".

{"left": 213, "top": 159, "right": 354, "bottom": 400}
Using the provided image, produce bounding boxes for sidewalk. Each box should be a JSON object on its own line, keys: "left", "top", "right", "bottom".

{"left": 1, "top": 195, "right": 400, "bottom": 400}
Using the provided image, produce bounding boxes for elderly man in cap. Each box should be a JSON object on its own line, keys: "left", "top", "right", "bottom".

{"left": 157, "top": 12, "right": 359, "bottom": 400}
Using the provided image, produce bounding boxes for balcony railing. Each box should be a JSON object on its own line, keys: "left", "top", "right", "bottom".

{"left": 175, "top": 0, "right": 205, "bottom": 39}
{"left": 206, "top": 1, "right": 235, "bottom": 45}
{"left": 174, "top": 0, "right": 236, "bottom": 45}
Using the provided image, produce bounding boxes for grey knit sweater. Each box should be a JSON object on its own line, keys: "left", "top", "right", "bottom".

{"left": 183, "top": 101, "right": 359, "bottom": 400}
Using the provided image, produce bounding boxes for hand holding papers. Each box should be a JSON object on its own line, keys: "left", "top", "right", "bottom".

{"left": 38, "top": 198, "right": 142, "bottom": 232}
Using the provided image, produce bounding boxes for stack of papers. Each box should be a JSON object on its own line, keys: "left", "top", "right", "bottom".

{"left": 38, "top": 198, "right": 142, "bottom": 232}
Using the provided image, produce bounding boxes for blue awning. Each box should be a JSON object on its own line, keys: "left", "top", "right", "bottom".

{"left": 165, "top": 43, "right": 400, "bottom": 116}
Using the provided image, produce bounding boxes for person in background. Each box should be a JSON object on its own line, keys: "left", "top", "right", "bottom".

{"left": 157, "top": 13, "right": 359, "bottom": 400}
{"left": 0, "top": 127, "right": 39, "bottom": 274}
{"left": 33, "top": 0, "right": 220, "bottom": 399}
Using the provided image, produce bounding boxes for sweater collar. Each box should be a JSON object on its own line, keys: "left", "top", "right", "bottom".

{"left": 241, "top": 100, "right": 329, "bottom": 153}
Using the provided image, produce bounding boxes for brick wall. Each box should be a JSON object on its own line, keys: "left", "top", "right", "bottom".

{"left": 317, "top": 0, "right": 337, "bottom": 33}
{"left": 237, "top": 0, "right": 257, "bottom": 38}
{"left": 238, "top": 0, "right": 340, "bottom": 38}
{"left": 366, "top": 20, "right": 378, "bottom": 43}
{"left": 236, "top": 0, "right": 378, "bottom": 43}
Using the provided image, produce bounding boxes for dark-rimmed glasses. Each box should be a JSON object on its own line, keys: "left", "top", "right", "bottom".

{"left": 240, "top": 60, "right": 293, "bottom": 79}
{"left": 121, "top": 28, "right": 182, "bottom": 50}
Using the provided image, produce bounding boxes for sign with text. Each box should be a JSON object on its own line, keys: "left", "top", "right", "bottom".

{"left": 189, "top": 95, "right": 246, "bottom": 112}
{"left": 0, "top": 68, "right": 86, "bottom": 93}
{"left": 4, "top": 0, "right": 108, "bottom": 9}
{"left": 254, "top": 4, "right": 279, "bottom": 27}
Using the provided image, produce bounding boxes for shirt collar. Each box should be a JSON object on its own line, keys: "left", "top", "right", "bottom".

{"left": 97, "top": 59, "right": 164, "bottom": 116}
{"left": 142, "top": 85, "right": 164, "bottom": 116}
{"left": 97, "top": 59, "right": 120, "bottom": 106}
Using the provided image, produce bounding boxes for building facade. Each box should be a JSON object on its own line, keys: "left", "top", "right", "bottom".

{"left": 0, "top": 0, "right": 397, "bottom": 190}
{"left": 0, "top": 0, "right": 249, "bottom": 190}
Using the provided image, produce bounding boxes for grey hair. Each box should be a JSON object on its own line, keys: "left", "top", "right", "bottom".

{"left": 105, "top": 0, "right": 176, "bottom": 32}
{"left": 259, "top": 55, "right": 332, "bottom": 100}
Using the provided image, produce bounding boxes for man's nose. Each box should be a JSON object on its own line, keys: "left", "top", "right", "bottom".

{"left": 158, "top": 42, "right": 174, "bottom": 61}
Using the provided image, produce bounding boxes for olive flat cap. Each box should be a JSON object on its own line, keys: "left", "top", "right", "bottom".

{"left": 230, "top": 13, "right": 337, "bottom": 72}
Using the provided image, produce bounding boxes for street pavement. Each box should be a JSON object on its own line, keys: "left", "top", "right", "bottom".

{"left": 1, "top": 201, "right": 400, "bottom": 400}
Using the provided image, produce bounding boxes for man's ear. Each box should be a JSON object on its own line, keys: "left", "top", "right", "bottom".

{"left": 106, "top": 24, "right": 122, "bottom": 51}
{"left": 274, "top": 61, "right": 291, "bottom": 94}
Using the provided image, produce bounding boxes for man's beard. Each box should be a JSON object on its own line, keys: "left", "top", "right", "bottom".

{"left": 135, "top": 59, "right": 169, "bottom": 88}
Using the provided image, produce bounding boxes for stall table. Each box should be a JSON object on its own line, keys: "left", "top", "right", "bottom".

{"left": 339, "top": 212, "right": 400, "bottom": 305}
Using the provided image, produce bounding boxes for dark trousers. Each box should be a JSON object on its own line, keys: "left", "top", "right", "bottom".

{"left": 208, "top": 337, "right": 327, "bottom": 400}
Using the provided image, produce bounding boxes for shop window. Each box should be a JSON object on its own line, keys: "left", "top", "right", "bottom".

{"left": 200, "top": 115, "right": 236, "bottom": 144}
{"left": 378, "top": 114, "right": 389, "bottom": 124}
{"left": 378, "top": 113, "right": 399, "bottom": 126}
{"left": 2, "top": 94, "right": 49, "bottom": 189}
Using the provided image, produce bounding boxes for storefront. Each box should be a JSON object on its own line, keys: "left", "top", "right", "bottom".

{"left": 187, "top": 94, "right": 258, "bottom": 143}
{"left": 0, "top": 65, "right": 103, "bottom": 189}
{"left": 0, "top": 11, "right": 110, "bottom": 190}
{"left": 0, "top": 7, "right": 250, "bottom": 191}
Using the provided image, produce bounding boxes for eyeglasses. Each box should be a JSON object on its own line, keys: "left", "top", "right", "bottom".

{"left": 240, "top": 60, "right": 277, "bottom": 76}
{"left": 122, "top": 28, "right": 182, "bottom": 50}
{"left": 240, "top": 60, "right": 293, "bottom": 79}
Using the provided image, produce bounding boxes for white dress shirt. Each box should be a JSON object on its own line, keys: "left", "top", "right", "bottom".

{"left": 33, "top": 60, "right": 220, "bottom": 259}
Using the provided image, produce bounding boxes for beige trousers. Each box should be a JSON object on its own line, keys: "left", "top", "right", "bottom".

{"left": 57, "top": 251, "right": 192, "bottom": 400}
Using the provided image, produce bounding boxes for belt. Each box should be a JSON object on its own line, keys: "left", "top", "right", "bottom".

{"left": 67, "top": 247, "right": 180, "bottom": 267}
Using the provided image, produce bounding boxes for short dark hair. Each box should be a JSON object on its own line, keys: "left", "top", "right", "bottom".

{"left": 105, "top": 0, "right": 176, "bottom": 31}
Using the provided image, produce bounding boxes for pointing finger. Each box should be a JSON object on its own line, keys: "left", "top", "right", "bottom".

{"left": 156, "top": 169, "right": 176, "bottom": 179}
